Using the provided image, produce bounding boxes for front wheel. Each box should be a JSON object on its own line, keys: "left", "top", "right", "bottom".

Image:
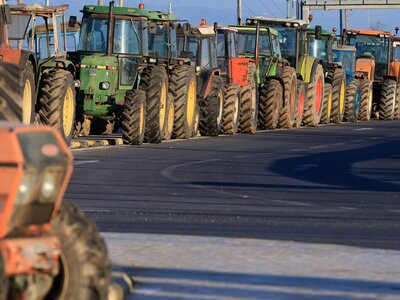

{"left": 221, "top": 83, "right": 240, "bottom": 135}
{"left": 344, "top": 80, "right": 361, "bottom": 122}
{"left": 122, "top": 89, "right": 146, "bottom": 145}
{"left": 163, "top": 93, "right": 175, "bottom": 141}
{"left": 259, "top": 79, "right": 283, "bottom": 130}
{"left": 330, "top": 68, "right": 346, "bottom": 123}
{"left": 45, "top": 203, "right": 110, "bottom": 300}
{"left": 21, "top": 60, "right": 36, "bottom": 124}
{"left": 320, "top": 83, "right": 333, "bottom": 124}
{"left": 379, "top": 79, "right": 397, "bottom": 120}
{"left": 0, "top": 62, "right": 23, "bottom": 122}
{"left": 303, "top": 64, "right": 324, "bottom": 126}
{"left": 358, "top": 79, "right": 373, "bottom": 121}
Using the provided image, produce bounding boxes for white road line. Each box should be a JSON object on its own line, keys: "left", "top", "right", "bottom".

{"left": 354, "top": 128, "right": 373, "bottom": 131}
{"left": 73, "top": 160, "right": 100, "bottom": 166}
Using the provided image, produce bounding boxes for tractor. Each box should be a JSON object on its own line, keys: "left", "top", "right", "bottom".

{"left": 344, "top": 29, "right": 400, "bottom": 120}
{"left": 232, "top": 23, "right": 301, "bottom": 130}
{"left": 177, "top": 21, "right": 225, "bottom": 136}
{"left": 73, "top": 2, "right": 170, "bottom": 144}
{"left": 1, "top": 3, "right": 76, "bottom": 145}
{"left": 392, "top": 36, "right": 400, "bottom": 119}
{"left": 145, "top": 8, "right": 197, "bottom": 140}
{"left": 0, "top": 65, "right": 110, "bottom": 298}
{"left": 246, "top": 16, "right": 325, "bottom": 127}
{"left": 216, "top": 25, "right": 255, "bottom": 134}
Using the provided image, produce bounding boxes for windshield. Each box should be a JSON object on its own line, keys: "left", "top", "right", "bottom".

{"left": 308, "top": 37, "right": 327, "bottom": 61}
{"left": 149, "top": 23, "right": 168, "bottom": 58}
{"left": 78, "top": 16, "right": 142, "bottom": 55}
{"left": 347, "top": 34, "right": 389, "bottom": 78}
{"left": 275, "top": 27, "right": 297, "bottom": 67}
{"left": 237, "top": 31, "right": 271, "bottom": 56}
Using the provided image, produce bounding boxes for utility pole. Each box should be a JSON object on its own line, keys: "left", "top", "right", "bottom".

{"left": 169, "top": 1, "right": 172, "bottom": 14}
{"left": 98, "top": 0, "right": 103, "bottom": 5}
{"left": 237, "top": 0, "right": 242, "bottom": 25}
{"left": 119, "top": 0, "right": 123, "bottom": 6}
{"left": 345, "top": 9, "right": 349, "bottom": 31}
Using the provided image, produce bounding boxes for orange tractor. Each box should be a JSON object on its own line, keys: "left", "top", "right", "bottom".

{"left": 345, "top": 29, "right": 400, "bottom": 120}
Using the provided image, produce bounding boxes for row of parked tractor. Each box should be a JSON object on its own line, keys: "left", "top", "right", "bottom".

{"left": 1, "top": 1, "right": 400, "bottom": 149}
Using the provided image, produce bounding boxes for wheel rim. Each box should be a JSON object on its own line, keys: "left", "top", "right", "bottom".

{"left": 315, "top": 78, "right": 323, "bottom": 113}
{"left": 367, "top": 87, "right": 373, "bottom": 116}
{"left": 186, "top": 79, "right": 196, "bottom": 127}
{"left": 233, "top": 94, "right": 240, "bottom": 124}
{"left": 22, "top": 79, "right": 32, "bottom": 124}
{"left": 289, "top": 79, "right": 296, "bottom": 115}
{"left": 391, "top": 90, "right": 396, "bottom": 117}
{"left": 339, "top": 80, "right": 346, "bottom": 114}
{"left": 327, "top": 90, "right": 333, "bottom": 120}
{"left": 159, "top": 82, "right": 167, "bottom": 130}
{"left": 251, "top": 80, "right": 257, "bottom": 119}
{"left": 167, "top": 101, "right": 174, "bottom": 135}
{"left": 139, "top": 102, "right": 145, "bottom": 135}
{"left": 216, "top": 89, "right": 224, "bottom": 125}
{"left": 355, "top": 88, "right": 361, "bottom": 116}
{"left": 297, "top": 88, "right": 305, "bottom": 119}
{"left": 63, "top": 87, "right": 74, "bottom": 137}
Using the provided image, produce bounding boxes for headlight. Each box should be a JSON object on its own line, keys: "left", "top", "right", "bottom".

{"left": 74, "top": 80, "right": 81, "bottom": 88}
{"left": 15, "top": 169, "right": 38, "bottom": 205}
{"left": 101, "top": 81, "right": 110, "bottom": 90}
{"left": 39, "top": 167, "right": 65, "bottom": 204}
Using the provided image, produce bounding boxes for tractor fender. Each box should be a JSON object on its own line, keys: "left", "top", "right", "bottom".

{"left": 389, "top": 61, "right": 400, "bottom": 83}
{"left": 356, "top": 57, "right": 375, "bottom": 81}
{"left": 40, "top": 58, "right": 76, "bottom": 76}
{"left": 202, "top": 69, "right": 221, "bottom": 98}
{"left": 299, "top": 56, "right": 320, "bottom": 84}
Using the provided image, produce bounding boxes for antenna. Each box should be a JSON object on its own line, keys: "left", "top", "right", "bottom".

{"left": 169, "top": 1, "right": 172, "bottom": 14}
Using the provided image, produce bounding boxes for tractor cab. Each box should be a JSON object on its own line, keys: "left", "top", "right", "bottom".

{"left": 332, "top": 43, "right": 357, "bottom": 83}
{"left": 305, "top": 27, "right": 334, "bottom": 63}
{"left": 392, "top": 36, "right": 400, "bottom": 61}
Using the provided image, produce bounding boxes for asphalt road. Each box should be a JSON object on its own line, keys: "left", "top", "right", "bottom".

{"left": 67, "top": 120, "right": 400, "bottom": 250}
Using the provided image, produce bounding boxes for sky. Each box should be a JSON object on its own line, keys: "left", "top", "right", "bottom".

{"left": 6, "top": 0, "right": 400, "bottom": 35}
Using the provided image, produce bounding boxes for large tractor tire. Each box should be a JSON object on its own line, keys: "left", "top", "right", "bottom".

{"left": 38, "top": 69, "right": 76, "bottom": 145}
{"left": 379, "top": 79, "right": 397, "bottom": 120}
{"left": 394, "top": 85, "right": 400, "bottom": 120}
{"left": 303, "top": 64, "right": 324, "bottom": 126}
{"left": 169, "top": 65, "right": 197, "bottom": 139}
{"left": 192, "top": 104, "right": 200, "bottom": 137}
{"left": 163, "top": 93, "right": 175, "bottom": 141}
{"left": 0, "top": 254, "right": 8, "bottom": 300}
{"left": 358, "top": 79, "right": 373, "bottom": 121}
{"left": 0, "top": 62, "right": 23, "bottom": 122}
{"left": 279, "top": 66, "right": 297, "bottom": 129}
{"left": 344, "top": 80, "right": 361, "bottom": 122}
{"left": 199, "top": 76, "right": 224, "bottom": 136}
{"left": 239, "top": 62, "right": 258, "bottom": 133}
{"left": 141, "top": 66, "right": 169, "bottom": 143}
{"left": 45, "top": 203, "right": 110, "bottom": 300}
{"left": 330, "top": 68, "right": 346, "bottom": 123}
{"left": 122, "top": 89, "right": 146, "bottom": 145}
{"left": 320, "top": 83, "right": 333, "bottom": 124}
{"left": 294, "top": 80, "right": 306, "bottom": 128}
{"left": 21, "top": 60, "right": 36, "bottom": 125}
{"left": 221, "top": 83, "right": 240, "bottom": 134}
{"left": 259, "top": 79, "right": 283, "bottom": 130}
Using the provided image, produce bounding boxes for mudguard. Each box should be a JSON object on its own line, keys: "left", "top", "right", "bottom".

{"left": 389, "top": 61, "right": 400, "bottom": 82}
{"left": 356, "top": 58, "right": 375, "bottom": 81}
{"left": 40, "top": 58, "right": 76, "bottom": 75}
{"left": 298, "top": 56, "right": 320, "bottom": 83}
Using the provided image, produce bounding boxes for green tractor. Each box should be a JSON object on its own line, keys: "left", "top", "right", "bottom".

{"left": 232, "top": 23, "right": 301, "bottom": 130}
{"left": 73, "top": 2, "right": 173, "bottom": 144}
{"left": 246, "top": 17, "right": 325, "bottom": 127}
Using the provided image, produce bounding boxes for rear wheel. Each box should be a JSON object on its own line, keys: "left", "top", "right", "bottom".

{"left": 38, "top": 69, "right": 76, "bottom": 145}
{"left": 394, "top": 85, "right": 400, "bottom": 120}
{"left": 279, "top": 66, "right": 297, "bottom": 129}
{"left": 240, "top": 63, "right": 258, "bottom": 133}
{"left": 330, "top": 68, "right": 346, "bottom": 123}
{"left": 294, "top": 80, "right": 306, "bottom": 128}
{"left": 0, "top": 254, "right": 8, "bottom": 300}
{"left": 344, "top": 80, "right": 361, "bottom": 122}
{"left": 221, "top": 83, "right": 240, "bottom": 134}
{"left": 163, "top": 93, "right": 175, "bottom": 141}
{"left": 45, "top": 203, "right": 110, "bottom": 300}
{"left": 199, "top": 76, "right": 224, "bottom": 136}
{"left": 122, "top": 89, "right": 146, "bottom": 145}
{"left": 169, "top": 65, "right": 197, "bottom": 139}
{"left": 21, "top": 61, "right": 36, "bottom": 124}
{"left": 358, "top": 79, "right": 373, "bottom": 121}
{"left": 0, "top": 62, "right": 23, "bottom": 122}
{"left": 303, "top": 64, "right": 324, "bottom": 126}
{"left": 320, "top": 83, "right": 333, "bottom": 124}
{"left": 379, "top": 79, "right": 397, "bottom": 120}
{"left": 259, "top": 79, "right": 283, "bottom": 130}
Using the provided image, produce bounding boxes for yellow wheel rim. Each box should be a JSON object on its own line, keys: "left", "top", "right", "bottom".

{"left": 233, "top": 94, "right": 240, "bottom": 124}
{"left": 139, "top": 102, "right": 145, "bottom": 134}
{"left": 327, "top": 90, "right": 333, "bottom": 120}
{"left": 63, "top": 87, "right": 74, "bottom": 137}
{"left": 217, "top": 89, "right": 224, "bottom": 125}
{"left": 159, "top": 82, "right": 167, "bottom": 130}
{"left": 339, "top": 80, "right": 345, "bottom": 114}
{"left": 22, "top": 79, "right": 32, "bottom": 124}
{"left": 187, "top": 79, "right": 196, "bottom": 127}
{"left": 167, "top": 101, "right": 174, "bottom": 135}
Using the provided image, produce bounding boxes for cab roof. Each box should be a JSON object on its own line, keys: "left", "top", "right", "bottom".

{"left": 347, "top": 29, "right": 393, "bottom": 37}
{"left": 82, "top": 5, "right": 150, "bottom": 18}
{"left": 246, "top": 16, "right": 308, "bottom": 28}
{"left": 231, "top": 25, "right": 278, "bottom": 36}
{"left": 10, "top": 4, "right": 69, "bottom": 16}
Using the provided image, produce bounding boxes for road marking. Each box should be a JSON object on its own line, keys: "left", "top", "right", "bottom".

{"left": 294, "top": 164, "right": 319, "bottom": 171}
{"left": 354, "top": 128, "right": 373, "bottom": 131}
{"left": 73, "top": 160, "right": 100, "bottom": 166}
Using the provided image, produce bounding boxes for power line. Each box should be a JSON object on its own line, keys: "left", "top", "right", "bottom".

{"left": 256, "top": 0, "right": 275, "bottom": 17}
{"left": 242, "top": 1, "right": 257, "bottom": 16}
{"left": 270, "top": 0, "right": 286, "bottom": 16}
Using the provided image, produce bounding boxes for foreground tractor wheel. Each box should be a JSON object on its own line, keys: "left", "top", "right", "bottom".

{"left": 303, "top": 64, "right": 324, "bottom": 126}
{"left": 169, "top": 65, "right": 197, "bottom": 139}
{"left": 21, "top": 61, "right": 36, "bottom": 125}
{"left": 330, "top": 68, "right": 346, "bottom": 123}
{"left": 0, "top": 254, "right": 8, "bottom": 300}
{"left": 259, "top": 79, "right": 283, "bottom": 130}
{"left": 199, "top": 76, "right": 224, "bottom": 136}
{"left": 46, "top": 203, "right": 110, "bottom": 300}
{"left": 221, "top": 83, "right": 241, "bottom": 134}
{"left": 394, "top": 85, "right": 400, "bottom": 120}
{"left": 122, "top": 89, "right": 146, "bottom": 145}
{"left": 344, "top": 80, "right": 361, "bottom": 122}
{"left": 239, "top": 64, "right": 258, "bottom": 133}
{"left": 163, "top": 93, "right": 175, "bottom": 141}
{"left": 279, "top": 66, "right": 297, "bottom": 129}
{"left": 0, "top": 62, "right": 23, "bottom": 122}
{"left": 320, "top": 83, "right": 333, "bottom": 124}
{"left": 294, "top": 80, "right": 306, "bottom": 128}
{"left": 379, "top": 79, "right": 397, "bottom": 120}
{"left": 358, "top": 79, "right": 373, "bottom": 121}
{"left": 141, "top": 66, "right": 169, "bottom": 143}
{"left": 39, "top": 69, "right": 76, "bottom": 145}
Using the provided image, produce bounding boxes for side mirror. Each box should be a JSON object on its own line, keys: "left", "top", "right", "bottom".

{"left": 315, "top": 25, "right": 322, "bottom": 40}
{"left": 396, "top": 26, "right": 399, "bottom": 36}
{"left": 69, "top": 16, "right": 77, "bottom": 28}
{"left": 183, "top": 23, "right": 191, "bottom": 35}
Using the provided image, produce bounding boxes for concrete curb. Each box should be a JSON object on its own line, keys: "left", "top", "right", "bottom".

{"left": 70, "top": 138, "right": 124, "bottom": 149}
{"left": 108, "top": 268, "right": 134, "bottom": 300}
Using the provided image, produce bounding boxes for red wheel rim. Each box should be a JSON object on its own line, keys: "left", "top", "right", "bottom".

{"left": 315, "top": 78, "right": 323, "bottom": 113}
{"left": 298, "top": 89, "right": 305, "bottom": 119}
{"left": 290, "top": 80, "right": 296, "bottom": 115}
